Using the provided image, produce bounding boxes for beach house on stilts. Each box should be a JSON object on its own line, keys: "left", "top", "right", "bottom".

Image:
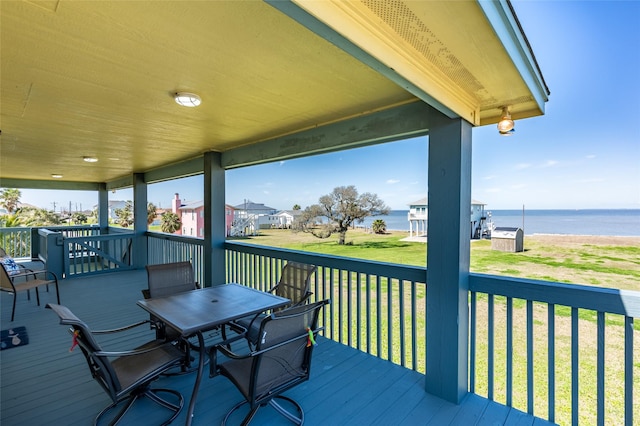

{"left": 408, "top": 198, "right": 491, "bottom": 239}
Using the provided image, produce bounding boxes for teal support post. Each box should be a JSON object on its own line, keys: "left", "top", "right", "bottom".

{"left": 132, "top": 173, "right": 148, "bottom": 269}
{"left": 30, "top": 228, "right": 40, "bottom": 260}
{"left": 98, "top": 184, "right": 109, "bottom": 231}
{"left": 203, "top": 152, "right": 226, "bottom": 287}
{"left": 40, "top": 229, "right": 64, "bottom": 280}
{"left": 425, "top": 112, "right": 472, "bottom": 403}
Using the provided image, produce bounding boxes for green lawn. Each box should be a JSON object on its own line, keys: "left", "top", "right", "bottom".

{"left": 233, "top": 228, "right": 640, "bottom": 424}
{"left": 237, "top": 228, "right": 640, "bottom": 291}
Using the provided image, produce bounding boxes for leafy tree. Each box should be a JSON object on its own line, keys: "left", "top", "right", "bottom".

{"left": 0, "top": 188, "right": 22, "bottom": 213}
{"left": 372, "top": 219, "right": 387, "bottom": 234}
{"left": 18, "top": 207, "right": 61, "bottom": 227}
{"left": 161, "top": 212, "right": 181, "bottom": 234}
{"left": 294, "top": 185, "right": 389, "bottom": 245}
{"left": 292, "top": 204, "right": 301, "bottom": 210}
{"left": 71, "top": 212, "right": 88, "bottom": 224}
{"left": 147, "top": 202, "right": 157, "bottom": 225}
{"left": 114, "top": 201, "right": 133, "bottom": 228}
{"left": 0, "top": 213, "right": 23, "bottom": 228}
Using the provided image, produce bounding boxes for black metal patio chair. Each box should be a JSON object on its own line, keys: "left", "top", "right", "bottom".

{"left": 47, "top": 303, "right": 185, "bottom": 426}
{"left": 231, "top": 261, "right": 316, "bottom": 347}
{"left": 144, "top": 261, "right": 199, "bottom": 341}
{"left": 1, "top": 261, "right": 59, "bottom": 321}
{"left": 209, "top": 299, "right": 329, "bottom": 425}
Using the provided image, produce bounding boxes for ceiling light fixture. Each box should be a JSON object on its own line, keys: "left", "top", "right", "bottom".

{"left": 497, "top": 106, "right": 515, "bottom": 136}
{"left": 83, "top": 156, "right": 99, "bottom": 163}
{"left": 51, "top": 174, "right": 63, "bottom": 179}
{"left": 174, "top": 92, "right": 201, "bottom": 107}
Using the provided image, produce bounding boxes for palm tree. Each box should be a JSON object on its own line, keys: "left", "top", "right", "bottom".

{"left": 0, "top": 213, "right": 23, "bottom": 228}
{"left": 114, "top": 201, "right": 133, "bottom": 228}
{"left": 0, "top": 188, "right": 21, "bottom": 213}
{"left": 372, "top": 219, "right": 387, "bottom": 234}
{"left": 161, "top": 212, "right": 181, "bottom": 234}
{"left": 147, "top": 202, "right": 157, "bottom": 225}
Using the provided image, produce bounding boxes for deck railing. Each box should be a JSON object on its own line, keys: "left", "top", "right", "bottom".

{"left": 469, "top": 274, "right": 639, "bottom": 426}
{"left": 63, "top": 231, "right": 135, "bottom": 276}
{"left": 0, "top": 226, "right": 33, "bottom": 258}
{"left": 224, "top": 241, "right": 427, "bottom": 371}
{"left": 147, "top": 232, "right": 205, "bottom": 285}
{"left": 1, "top": 226, "right": 637, "bottom": 423}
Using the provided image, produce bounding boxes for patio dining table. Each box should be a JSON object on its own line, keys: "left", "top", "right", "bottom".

{"left": 137, "top": 283, "right": 289, "bottom": 426}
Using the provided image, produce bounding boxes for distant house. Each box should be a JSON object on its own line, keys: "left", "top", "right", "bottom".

{"left": 92, "top": 200, "right": 128, "bottom": 220}
{"left": 171, "top": 193, "right": 235, "bottom": 237}
{"left": 268, "top": 210, "right": 302, "bottom": 228}
{"left": 232, "top": 200, "right": 278, "bottom": 230}
{"left": 232, "top": 200, "right": 277, "bottom": 218}
{"left": 407, "top": 198, "right": 489, "bottom": 239}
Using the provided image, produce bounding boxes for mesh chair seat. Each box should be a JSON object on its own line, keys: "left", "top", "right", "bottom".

{"left": 144, "top": 261, "right": 198, "bottom": 341}
{"left": 210, "top": 299, "right": 329, "bottom": 425}
{"left": 47, "top": 303, "right": 184, "bottom": 426}
{"left": 233, "top": 261, "right": 316, "bottom": 347}
{"left": 1, "top": 265, "right": 60, "bottom": 321}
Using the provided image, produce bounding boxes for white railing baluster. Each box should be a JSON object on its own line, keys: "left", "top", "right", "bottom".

{"left": 597, "top": 311, "right": 605, "bottom": 426}
{"left": 527, "top": 300, "right": 534, "bottom": 414}
{"left": 572, "top": 307, "right": 579, "bottom": 426}
{"left": 548, "top": 303, "right": 555, "bottom": 423}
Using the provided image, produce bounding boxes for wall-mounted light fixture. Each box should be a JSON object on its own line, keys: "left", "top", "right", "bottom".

{"left": 83, "top": 156, "right": 99, "bottom": 163}
{"left": 497, "top": 106, "right": 515, "bottom": 136}
{"left": 174, "top": 92, "right": 201, "bottom": 107}
{"left": 51, "top": 174, "right": 63, "bottom": 178}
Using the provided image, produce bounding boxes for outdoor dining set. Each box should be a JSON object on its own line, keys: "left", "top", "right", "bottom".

{"left": 43, "top": 260, "right": 329, "bottom": 426}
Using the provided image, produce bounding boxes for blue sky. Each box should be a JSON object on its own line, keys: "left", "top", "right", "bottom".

{"left": 14, "top": 1, "right": 640, "bottom": 212}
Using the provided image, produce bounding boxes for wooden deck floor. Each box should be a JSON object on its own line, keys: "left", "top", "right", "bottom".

{"left": 1, "top": 267, "right": 555, "bottom": 425}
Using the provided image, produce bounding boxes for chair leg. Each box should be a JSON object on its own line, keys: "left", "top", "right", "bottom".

{"left": 11, "top": 295, "right": 16, "bottom": 321}
{"left": 222, "top": 400, "right": 259, "bottom": 426}
{"left": 35, "top": 287, "right": 40, "bottom": 306}
{"left": 95, "top": 387, "right": 183, "bottom": 426}
{"left": 222, "top": 397, "right": 303, "bottom": 426}
{"left": 95, "top": 393, "right": 140, "bottom": 426}
{"left": 269, "top": 396, "right": 304, "bottom": 425}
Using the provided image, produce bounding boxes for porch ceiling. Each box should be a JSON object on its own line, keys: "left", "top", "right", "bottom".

{"left": 0, "top": 0, "right": 548, "bottom": 186}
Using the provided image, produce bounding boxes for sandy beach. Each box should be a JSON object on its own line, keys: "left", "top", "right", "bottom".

{"left": 525, "top": 233, "right": 640, "bottom": 247}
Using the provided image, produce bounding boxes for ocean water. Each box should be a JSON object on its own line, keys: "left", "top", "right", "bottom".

{"left": 361, "top": 209, "right": 640, "bottom": 237}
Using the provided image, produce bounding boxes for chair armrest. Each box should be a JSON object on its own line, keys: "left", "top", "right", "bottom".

{"left": 92, "top": 319, "right": 151, "bottom": 334}
{"left": 93, "top": 341, "right": 170, "bottom": 358}
{"left": 13, "top": 269, "right": 58, "bottom": 282}
{"left": 141, "top": 289, "right": 151, "bottom": 299}
{"left": 209, "top": 341, "right": 251, "bottom": 377}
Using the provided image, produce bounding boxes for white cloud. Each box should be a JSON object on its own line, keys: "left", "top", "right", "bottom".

{"left": 483, "top": 175, "right": 498, "bottom": 180}
{"left": 541, "top": 160, "right": 559, "bottom": 168}
{"left": 586, "top": 155, "right": 596, "bottom": 159}
{"left": 573, "top": 178, "right": 605, "bottom": 183}
{"left": 485, "top": 188, "right": 501, "bottom": 193}
{"left": 387, "top": 179, "right": 400, "bottom": 184}
{"left": 510, "top": 184, "right": 526, "bottom": 189}
{"left": 279, "top": 161, "right": 286, "bottom": 166}
{"left": 514, "top": 163, "right": 531, "bottom": 170}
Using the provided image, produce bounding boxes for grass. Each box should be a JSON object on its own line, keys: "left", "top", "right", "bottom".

{"left": 237, "top": 228, "right": 640, "bottom": 291}
{"left": 233, "top": 228, "right": 640, "bottom": 424}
